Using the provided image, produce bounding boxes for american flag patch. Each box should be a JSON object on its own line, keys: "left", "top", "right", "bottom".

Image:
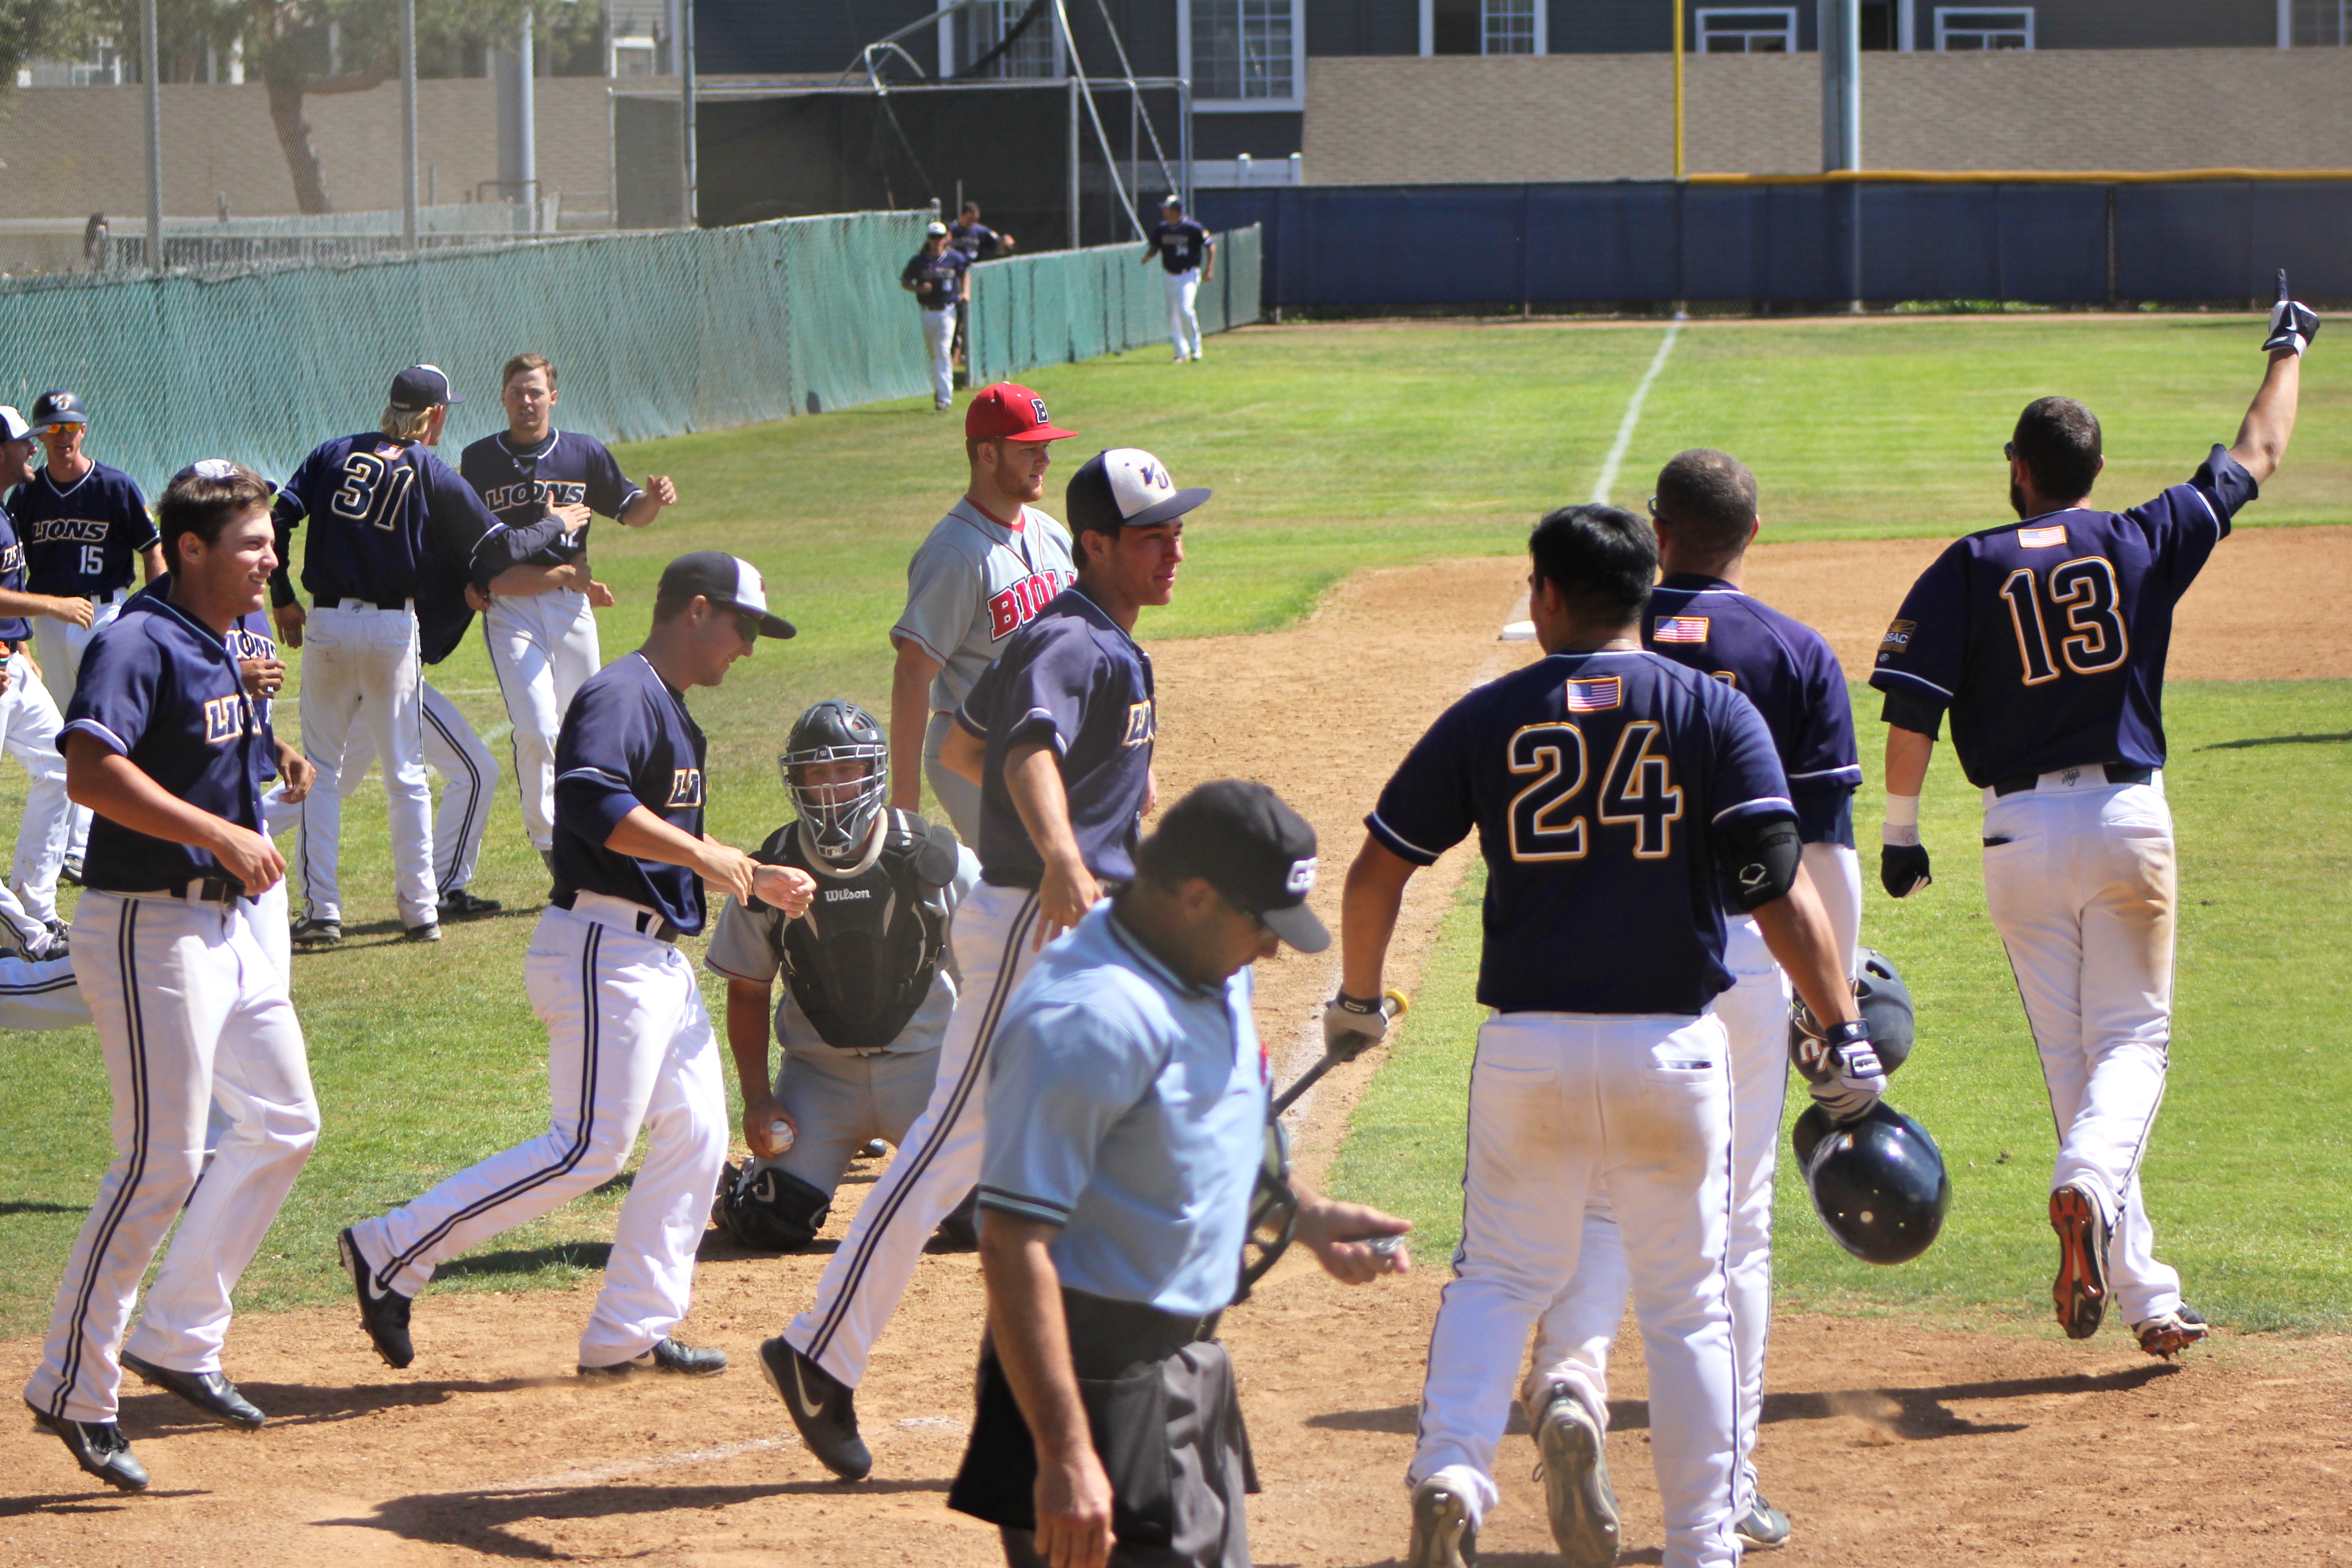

{"left": 1565, "top": 677, "right": 1622, "bottom": 712}
{"left": 2019, "top": 525, "right": 2069, "bottom": 549}
{"left": 1653, "top": 615, "right": 1710, "bottom": 644}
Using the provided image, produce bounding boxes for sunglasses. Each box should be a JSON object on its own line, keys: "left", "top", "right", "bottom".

{"left": 732, "top": 611, "right": 763, "bottom": 644}
{"left": 2003, "top": 441, "right": 2016, "bottom": 460}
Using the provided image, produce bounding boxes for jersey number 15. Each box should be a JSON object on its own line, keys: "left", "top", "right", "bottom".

{"left": 1507, "top": 720, "right": 1684, "bottom": 863}
{"left": 1998, "top": 557, "right": 2128, "bottom": 685}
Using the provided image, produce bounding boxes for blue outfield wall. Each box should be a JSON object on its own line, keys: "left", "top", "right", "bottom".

{"left": 1195, "top": 180, "right": 2352, "bottom": 310}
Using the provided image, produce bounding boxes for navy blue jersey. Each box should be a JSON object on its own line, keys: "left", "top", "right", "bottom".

{"left": 0, "top": 493, "right": 30, "bottom": 643}
{"left": 457, "top": 428, "right": 640, "bottom": 568}
{"left": 955, "top": 587, "right": 1155, "bottom": 889}
{"left": 1146, "top": 220, "right": 1209, "bottom": 275}
{"left": 1646, "top": 574, "right": 1860, "bottom": 846}
{"left": 1869, "top": 446, "right": 2256, "bottom": 786}
{"left": 61, "top": 589, "right": 273, "bottom": 893}
{"left": 948, "top": 220, "right": 1002, "bottom": 260}
{"left": 902, "top": 247, "right": 969, "bottom": 310}
{"left": 15, "top": 462, "right": 156, "bottom": 599}
{"left": 125, "top": 576, "right": 285, "bottom": 784}
{"left": 275, "top": 433, "right": 569, "bottom": 607}
{"left": 550, "top": 651, "right": 709, "bottom": 934}
{"left": 1369, "top": 648, "right": 1792, "bottom": 1016}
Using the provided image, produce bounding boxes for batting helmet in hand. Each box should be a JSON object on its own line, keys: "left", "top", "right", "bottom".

{"left": 1792, "top": 1099, "right": 1951, "bottom": 1265}
{"left": 1791, "top": 947, "right": 1917, "bottom": 1077}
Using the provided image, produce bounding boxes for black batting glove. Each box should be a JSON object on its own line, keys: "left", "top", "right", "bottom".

{"left": 1880, "top": 842, "right": 1932, "bottom": 898}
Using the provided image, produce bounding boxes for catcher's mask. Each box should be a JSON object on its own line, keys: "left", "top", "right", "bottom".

{"left": 1237, "top": 1119, "right": 1298, "bottom": 1300}
{"left": 783, "top": 699, "right": 890, "bottom": 871}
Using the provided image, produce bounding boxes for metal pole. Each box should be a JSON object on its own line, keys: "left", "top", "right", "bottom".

{"left": 1178, "top": 80, "right": 1192, "bottom": 213}
{"left": 401, "top": 0, "right": 419, "bottom": 247}
{"left": 1671, "top": 0, "right": 1685, "bottom": 181}
{"left": 519, "top": 12, "right": 537, "bottom": 230}
{"left": 1067, "top": 77, "right": 1080, "bottom": 251}
{"left": 682, "top": 0, "right": 698, "bottom": 225}
{"left": 142, "top": 0, "right": 162, "bottom": 270}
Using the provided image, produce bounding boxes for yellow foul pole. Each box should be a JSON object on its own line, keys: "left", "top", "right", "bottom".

{"left": 1672, "top": 1, "right": 1686, "bottom": 180}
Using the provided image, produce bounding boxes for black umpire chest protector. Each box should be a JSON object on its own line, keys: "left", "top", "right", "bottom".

{"left": 759, "top": 812, "right": 959, "bottom": 1051}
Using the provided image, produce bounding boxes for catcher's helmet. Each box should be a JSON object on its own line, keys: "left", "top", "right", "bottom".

{"left": 1855, "top": 948, "right": 1915, "bottom": 1075}
{"left": 782, "top": 700, "right": 889, "bottom": 869}
{"left": 1792, "top": 1099, "right": 1951, "bottom": 1265}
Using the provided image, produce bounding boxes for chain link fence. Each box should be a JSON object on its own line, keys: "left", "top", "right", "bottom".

{"left": 966, "top": 225, "right": 1264, "bottom": 386}
{"left": 99, "top": 201, "right": 568, "bottom": 273}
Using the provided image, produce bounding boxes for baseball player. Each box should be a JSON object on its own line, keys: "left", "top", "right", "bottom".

{"left": 949, "top": 200, "right": 1016, "bottom": 262}
{"left": 0, "top": 405, "right": 83, "bottom": 957}
{"left": 1140, "top": 196, "right": 1214, "bottom": 364}
{"left": 1869, "top": 291, "right": 2315, "bottom": 1360}
{"left": 705, "top": 699, "right": 980, "bottom": 1253}
{"left": 1524, "top": 450, "right": 1862, "bottom": 1560}
{"left": 903, "top": 222, "right": 972, "bottom": 412}
{"left": 338, "top": 551, "right": 811, "bottom": 1378}
{"left": 273, "top": 364, "right": 582, "bottom": 946}
{"left": 762, "top": 447, "right": 1206, "bottom": 1483}
{"left": 948, "top": 781, "right": 1409, "bottom": 1568}
{"left": 14, "top": 389, "right": 164, "bottom": 877}
{"left": 22, "top": 460, "right": 319, "bottom": 1493}
{"left": 888, "top": 383, "right": 1079, "bottom": 843}
{"left": 1334, "top": 505, "right": 1878, "bottom": 1568}
{"left": 459, "top": 352, "right": 676, "bottom": 872}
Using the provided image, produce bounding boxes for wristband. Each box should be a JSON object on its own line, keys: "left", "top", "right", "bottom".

{"left": 1882, "top": 792, "right": 1921, "bottom": 847}
{"left": 1825, "top": 1020, "right": 1873, "bottom": 1049}
{"left": 1332, "top": 993, "right": 1382, "bottom": 1016}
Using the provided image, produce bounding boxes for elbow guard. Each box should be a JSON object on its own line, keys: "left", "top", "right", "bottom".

{"left": 1723, "top": 815, "right": 1803, "bottom": 912}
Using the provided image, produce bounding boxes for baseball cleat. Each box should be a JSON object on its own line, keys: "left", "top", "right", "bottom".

{"left": 436, "top": 889, "right": 502, "bottom": 921}
{"left": 25, "top": 1400, "right": 148, "bottom": 1492}
{"left": 21, "top": 927, "right": 68, "bottom": 962}
{"left": 579, "top": 1338, "right": 729, "bottom": 1378}
{"left": 2049, "top": 1183, "right": 2111, "bottom": 1340}
{"left": 119, "top": 1350, "right": 266, "bottom": 1430}
{"left": 291, "top": 915, "right": 341, "bottom": 948}
{"left": 339, "top": 1227, "right": 415, "bottom": 1368}
{"left": 57, "top": 856, "right": 82, "bottom": 888}
{"left": 759, "top": 1336, "right": 871, "bottom": 1481}
{"left": 1532, "top": 1387, "right": 1618, "bottom": 1567}
{"left": 1407, "top": 1479, "right": 1479, "bottom": 1568}
{"left": 401, "top": 921, "right": 442, "bottom": 943}
{"left": 857, "top": 1138, "right": 889, "bottom": 1159}
{"left": 1735, "top": 1494, "right": 1793, "bottom": 1550}
{"left": 2133, "top": 1305, "right": 2211, "bottom": 1359}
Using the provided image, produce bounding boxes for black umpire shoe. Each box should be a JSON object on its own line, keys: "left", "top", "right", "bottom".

{"left": 291, "top": 915, "right": 341, "bottom": 948}
{"left": 437, "top": 888, "right": 502, "bottom": 921}
{"left": 25, "top": 1400, "right": 148, "bottom": 1492}
{"left": 759, "top": 1336, "right": 871, "bottom": 1481}
{"left": 579, "top": 1338, "right": 729, "bottom": 1378}
{"left": 119, "top": 1350, "right": 266, "bottom": 1430}
{"left": 338, "top": 1227, "right": 415, "bottom": 1368}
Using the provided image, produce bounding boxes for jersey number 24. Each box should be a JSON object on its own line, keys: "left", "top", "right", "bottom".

{"left": 1998, "top": 557, "right": 2128, "bottom": 684}
{"left": 1507, "top": 720, "right": 1684, "bottom": 862}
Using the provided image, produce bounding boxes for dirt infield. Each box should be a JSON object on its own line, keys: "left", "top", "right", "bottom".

{"left": 3, "top": 535, "right": 2348, "bottom": 1564}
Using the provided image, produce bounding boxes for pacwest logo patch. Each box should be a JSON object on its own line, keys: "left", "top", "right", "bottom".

{"left": 1879, "top": 619, "right": 1915, "bottom": 652}
{"left": 1122, "top": 699, "right": 1156, "bottom": 748}
{"left": 987, "top": 571, "right": 1068, "bottom": 639}
{"left": 667, "top": 768, "right": 704, "bottom": 807}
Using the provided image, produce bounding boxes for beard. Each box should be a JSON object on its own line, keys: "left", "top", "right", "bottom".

{"left": 2009, "top": 477, "right": 2029, "bottom": 518}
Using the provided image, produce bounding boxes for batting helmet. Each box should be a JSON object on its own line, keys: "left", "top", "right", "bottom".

{"left": 29, "top": 390, "right": 86, "bottom": 432}
{"left": 1855, "top": 948, "right": 1915, "bottom": 1075}
{"left": 782, "top": 700, "right": 889, "bottom": 871}
{"left": 1791, "top": 1100, "right": 1951, "bottom": 1265}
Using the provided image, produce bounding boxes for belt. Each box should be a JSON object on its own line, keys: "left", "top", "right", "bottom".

{"left": 1058, "top": 1286, "right": 1221, "bottom": 1379}
{"left": 1990, "top": 762, "right": 2153, "bottom": 798}
{"left": 314, "top": 596, "right": 412, "bottom": 613}
{"left": 118, "top": 876, "right": 240, "bottom": 906}
{"left": 553, "top": 889, "right": 680, "bottom": 944}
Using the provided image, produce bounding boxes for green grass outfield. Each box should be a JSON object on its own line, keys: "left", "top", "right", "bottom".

{"left": 0, "top": 314, "right": 2341, "bottom": 1339}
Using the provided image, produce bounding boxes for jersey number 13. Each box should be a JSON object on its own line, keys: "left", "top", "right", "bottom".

{"left": 1998, "top": 557, "right": 2128, "bottom": 685}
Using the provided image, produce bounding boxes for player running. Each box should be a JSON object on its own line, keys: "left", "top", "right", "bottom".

{"left": 705, "top": 699, "right": 980, "bottom": 1254}
{"left": 460, "top": 352, "right": 675, "bottom": 874}
{"left": 14, "top": 389, "right": 164, "bottom": 879}
{"left": 762, "top": 447, "right": 1206, "bottom": 1483}
{"left": 338, "top": 551, "right": 811, "bottom": 1378}
{"left": 22, "top": 461, "right": 318, "bottom": 1492}
{"left": 1333, "top": 504, "right": 1878, "bottom": 1568}
{"left": 888, "top": 383, "right": 1078, "bottom": 843}
{"left": 1870, "top": 287, "right": 2314, "bottom": 1360}
{"left": 0, "top": 405, "right": 82, "bottom": 958}
{"left": 1140, "top": 195, "right": 1214, "bottom": 364}
{"left": 1524, "top": 450, "right": 1862, "bottom": 1561}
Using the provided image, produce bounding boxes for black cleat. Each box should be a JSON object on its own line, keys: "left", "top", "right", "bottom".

{"left": 57, "top": 856, "right": 82, "bottom": 888}
{"left": 291, "top": 915, "right": 341, "bottom": 948}
{"left": 759, "top": 1336, "right": 871, "bottom": 1481}
{"left": 26, "top": 1400, "right": 148, "bottom": 1492}
{"left": 580, "top": 1338, "right": 729, "bottom": 1378}
{"left": 1407, "top": 1480, "right": 1478, "bottom": 1568}
{"left": 1532, "top": 1387, "right": 1618, "bottom": 1567}
{"left": 119, "top": 1350, "right": 265, "bottom": 1430}
{"left": 402, "top": 921, "right": 441, "bottom": 943}
{"left": 2050, "top": 1183, "right": 2111, "bottom": 1341}
{"left": 339, "top": 1227, "right": 415, "bottom": 1368}
{"left": 436, "top": 888, "right": 503, "bottom": 921}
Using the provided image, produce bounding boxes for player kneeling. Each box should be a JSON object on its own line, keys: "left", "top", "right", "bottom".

{"left": 707, "top": 700, "right": 980, "bottom": 1253}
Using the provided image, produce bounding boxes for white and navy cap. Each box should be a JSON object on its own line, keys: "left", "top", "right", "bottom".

{"left": 0, "top": 405, "right": 31, "bottom": 442}
{"left": 926, "top": 220, "right": 949, "bottom": 237}
{"left": 388, "top": 364, "right": 464, "bottom": 411}
{"left": 1065, "top": 447, "right": 1211, "bottom": 536}
{"left": 658, "top": 549, "right": 797, "bottom": 639}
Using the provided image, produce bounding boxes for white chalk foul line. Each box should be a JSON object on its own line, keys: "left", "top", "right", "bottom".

{"left": 1589, "top": 321, "right": 1683, "bottom": 507}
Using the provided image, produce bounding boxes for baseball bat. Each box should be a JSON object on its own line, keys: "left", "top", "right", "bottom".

{"left": 1272, "top": 989, "right": 1409, "bottom": 1117}
{"left": 2279, "top": 268, "right": 2291, "bottom": 304}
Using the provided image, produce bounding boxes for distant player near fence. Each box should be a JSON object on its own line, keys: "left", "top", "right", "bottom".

{"left": 904, "top": 222, "right": 972, "bottom": 413}
{"left": 1142, "top": 196, "right": 1214, "bottom": 365}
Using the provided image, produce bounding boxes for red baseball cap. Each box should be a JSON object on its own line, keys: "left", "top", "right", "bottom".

{"left": 965, "top": 382, "right": 1077, "bottom": 443}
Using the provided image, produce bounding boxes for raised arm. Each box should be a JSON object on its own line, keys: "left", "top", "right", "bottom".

{"left": 2227, "top": 348, "right": 2301, "bottom": 486}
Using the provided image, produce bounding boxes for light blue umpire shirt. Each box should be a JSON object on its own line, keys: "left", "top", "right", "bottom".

{"left": 978, "top": 902, "right": 1272, "bottom": 1317}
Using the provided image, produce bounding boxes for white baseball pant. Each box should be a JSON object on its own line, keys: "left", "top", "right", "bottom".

{"left": 1165, "top": 269, "right": 1203, "bottom": 360}
{"left": 786, "top": 880, "right": 1043, "bottom": 1386}
{"left": 922, "top": 711, "right": 983, "bottom": 845}
{"left": 296, "top": 602, "right": 436, "bottom": 930}
{"left": 1411, "top": 1010, "right": 1738, "bottom": 1568}
{"left": 484, "top": 587, "right": 598, "bottom": 857}
{"left": 23, "top": 888, "right": 316, "bottom": 1420}
{"left": 349, "top": 896, "right": 728, "bottom": 1366}
{"left": 0, "top": 646, "right": 70, "bottom": 940}
{"left": 1982, "top": 770, "right": 2183, "bottom": 1325}
{"left": 33, "top": 587, "right": 127, "bottom": 862}
{"left": 339, "top": 680, "right": 500, "bottom": 895}
{"left": 923, "top": 306, "right": 957, "bottom": 407}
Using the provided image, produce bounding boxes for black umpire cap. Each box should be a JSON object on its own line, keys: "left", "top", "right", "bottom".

{"left": 657, "top": 550, "right": 797, "bottom": 639}
{"left": 387, "top": 364, "right": 465, "bottom": 411}
{"left": 1142, "top": 780, "right": 1329, "bottom": 952}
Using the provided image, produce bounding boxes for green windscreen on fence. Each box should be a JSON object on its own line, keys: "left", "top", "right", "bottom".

{"left": 0, "top": 209, "right": 934, "bottom": 495}
{"left": 966, "top": 225, "right": 1263, "bottom": 386}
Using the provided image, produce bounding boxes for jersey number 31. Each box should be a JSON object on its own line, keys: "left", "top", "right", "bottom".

{"left": 1998, "top": 558, "right": 2128, "bottom": 685}
{"left": 1507, "top": 721, "right": 1684, "bottom": 862}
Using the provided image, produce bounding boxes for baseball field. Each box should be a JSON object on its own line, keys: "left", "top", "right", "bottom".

{"left": 0, "top": 313, "right": 2347, "bottom": 1562}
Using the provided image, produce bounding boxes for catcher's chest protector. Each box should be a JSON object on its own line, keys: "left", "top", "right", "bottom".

{"left": 767, "top": 814, "right": 957, "bottom": 1051}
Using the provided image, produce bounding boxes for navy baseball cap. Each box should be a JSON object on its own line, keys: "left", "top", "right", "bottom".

{"left": 1142, "top": 780, "right": 1329, "bottom": 952}
{"left": 1065, "top": 448, "right": 1210, "bottom": 535}
{"left": 388, "top": 364, "right": 464, "bottom": 411}
{"left": 657, "top": 550, "right": 796, "bottom": 639}
{"left": 29, "top": 390, "right": 86, "bottom": 431}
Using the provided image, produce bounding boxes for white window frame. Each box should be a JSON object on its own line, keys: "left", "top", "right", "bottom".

{"left": 1182, "top": 0, "right": 1307, "bottom": 113}
{"left": 1933, "top": 6, "right": 2034, "bottom": 50}
{"left": 1418, "top": 0, "right": 1548, "bottom": 55}
{"left": 938, "top": 0, "right": 1065, "bottom": 80}
{"left": 1694, "top": 7, "right": 1801, "bottom": 53}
